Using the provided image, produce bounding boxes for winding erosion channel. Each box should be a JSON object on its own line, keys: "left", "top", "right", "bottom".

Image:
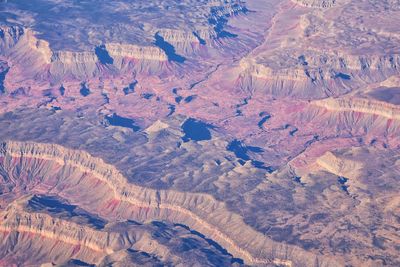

{"left": 0, "top": 141, "right": 339, "bottom": 267}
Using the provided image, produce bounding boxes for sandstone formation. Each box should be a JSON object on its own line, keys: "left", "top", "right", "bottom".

{"left": 1, "top": 0, "right": 400, "bottom": 266}
{"left": 0, "top": 141, "right": 339, "bottom": 267}
{"left": 105, "top": 43, "right": 168, "bottom": 61}
{"left": 313, "top": 97, "right": 400, "bottom": 120}
{"left": 0, "top": 195, "right": 240, "bottom": 266}
{"left": 292, "top": 0, "right": 337, "bottom": 8}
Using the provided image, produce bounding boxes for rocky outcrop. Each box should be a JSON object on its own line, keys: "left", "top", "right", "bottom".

{"left": 316, "top": 151, "right": 363, "bottom": 178}
{"left": 0, "top": 207, "right": 115, "bottom": 255}
{"left": 51, "top": 51, "right": 98, "bottom": 64}
{"left": 292, "top": 0, "right": 337, "bottom": 8}
{"left": 0, "top": 26, "right": 101, "bottom": 80}
{"left": 0, "top": 195, "right": 239, "bottom": 266}
{"left": 313, "top": 97, "right": 400, "bottom": 120}
{"left": 0, "top": 141, "right": 339, "bottom": 267}
{"left": 145, "top": 120, "right": 170, "bottom": 134}
{"left": 151, "top": 28, "right": 211, "bottom": 56}
{"left": 0, "top": 25, "right": 52, "bottom": 63}
{"left": 0, "top": 0, "right": 251, "bottom": 82}
{"left": 241, "top": 58, "right": 311, "bottom": 81}
{"left": 0, "top": 25, "right": 172, "bottom": 80}
{"left": 105, "top": 43, "right": 168, "bottom": 61}
{"left": 157, "top": 29, "right": 207, "bottom": 44}
{"left": 240, "top": 52, "right": 400, "bottom": 98}
{"left": 208, "top": 1, "right": 248, "bottom": 19}
{"left": 49, "top": 51, "right": 100, "bottom": 79}
{"left": 0, "top": 26, "right": 24, "bottom": 51}
{"left": 243, "top": 52, "right": 400, "bottom": 80}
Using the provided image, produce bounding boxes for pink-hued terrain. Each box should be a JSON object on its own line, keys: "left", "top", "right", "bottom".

{"left": 0, "top": 0, "right": 400, "bottom": 266}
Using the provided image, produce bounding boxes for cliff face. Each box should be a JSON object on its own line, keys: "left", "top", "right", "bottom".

{"left": 104, "top": 43, "right": 170, "bottom": 73}
{"left": 0, "top": 26, "right": 52, "bottom": 83}
{"left": 0, "top": 141, "right": 338, "bottom": 267}
{"left": 105, "top": 43, "right": 168, "bottom": 61}
{"left": 0, "top": 26, "right": 100, "bottom": 81}
{"left": 0, "top": 26, "right": 173, "bottom": 81}
{"left": 235, "top": 0, "right": 400, "bottom": 99}
{"left": 0, "top": 207, "right": 115, "bottom": 254}
{"left": 1, "top": 1, "right": 400, "bottom": 266}
{"left": 0, "top": 0, "right": 253, "bottom": 83}
{"left": 0, "top": 26, "right": 52, "bottom": 63}
{"left": 313, "top": 97, "right": 400, "bottom": 120}
{"left": 240, "top": 52, "right": 400, "bottom": 98}
{"left": 316, "top": 151, "right": 363, "bottom": 178}
{"left": 0, "top": 26, "right": 24, "bottom": 52}
{"left": 0, "top": 195, "right": 241, "bottom": 266}
{"left": 292, "top": 0, "right": 338, "bottom": 8}
{"left": 49, "top": 51, "right": 101, "bottom": 79}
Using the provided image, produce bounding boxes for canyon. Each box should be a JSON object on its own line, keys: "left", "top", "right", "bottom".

{"left": 0, "top": 0, "right": 399, "bottom": 266}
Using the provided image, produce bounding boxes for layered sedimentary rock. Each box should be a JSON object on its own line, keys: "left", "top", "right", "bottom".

{"left": 237, "top": 0, "right": 400, "bottom": 98}
{"left": 1, "top": 0, "right": 400, "bottom": 266}
{"left": 0, "top": 103, "right": 399, "bottom": 266}
{"left": 0, "top": 25, "right": 52, "bottom": 62}
{"left": 0, "top": 141, "right": 338, "bottom": 267}
{"left": 50, "top": 51, "right": 100, "bottom": 79}
{"left": 105, "top": 43, "right": 168, "bottom": 61}
{"left": 0, "top": 195, "right": 240, "bottom": 266}
{"left": 316, "top": 151, "right": 363, "bottom": 178}
{"left": 240, "top": 52, "right": 400, "bottom": 98}
{"left": 292, "top": 0, "right": 337, "bottom": 8}
{"left": 0, "top": 26, "right": 52, "bottom": 82}
{"left": 313, "top": 97, "right": 400, "bottom": 120}
{"left": 0, "top": 0, "right": 259, "bottom": 83}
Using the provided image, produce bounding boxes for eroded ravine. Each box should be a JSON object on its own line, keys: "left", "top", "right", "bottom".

{"left": 0, "top": 209, "right": 115, "bottom": 254}
{"left": 0, "top": 141, "right": 340, "bottom": 267}
{"left": 0, "top": 195, "right": 235, "bottom": 266}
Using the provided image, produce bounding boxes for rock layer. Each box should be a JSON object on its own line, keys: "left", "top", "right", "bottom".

{"left": 0, "top": 141, "right": 338, "bottom": 267}
{"left": 0, "top": 194, "right": 241, "bottom": 266}
{"left": 292, "top": 0, "right": 337, "bottom": 8}
{"left": 313, "top": 97, "right": 400, "bottom": 120}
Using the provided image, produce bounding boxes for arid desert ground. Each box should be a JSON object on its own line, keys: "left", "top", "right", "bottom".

{"left": 0, "top": 0, "right": 400, "bottom": 266}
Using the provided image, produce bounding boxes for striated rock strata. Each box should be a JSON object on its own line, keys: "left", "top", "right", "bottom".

{"left": 0, "top": 141, "right": 339, "bottom": 267}
{"left": 292, "top": 0, "right": 338, "bottom": 8}
{"left": 313, "top": 97, "right": 400, "bottom": 120}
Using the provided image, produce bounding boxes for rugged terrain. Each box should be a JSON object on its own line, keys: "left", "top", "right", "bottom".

{"left": 0, "top": 0, "right": 399, "bottom": 266}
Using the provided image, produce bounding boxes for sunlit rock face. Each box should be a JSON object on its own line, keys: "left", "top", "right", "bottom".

{"left": 1, "top": 0, "right": 400, "bottom": 266}
{"left": 292, "top": 0, "right": 338, "bottom": 8}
